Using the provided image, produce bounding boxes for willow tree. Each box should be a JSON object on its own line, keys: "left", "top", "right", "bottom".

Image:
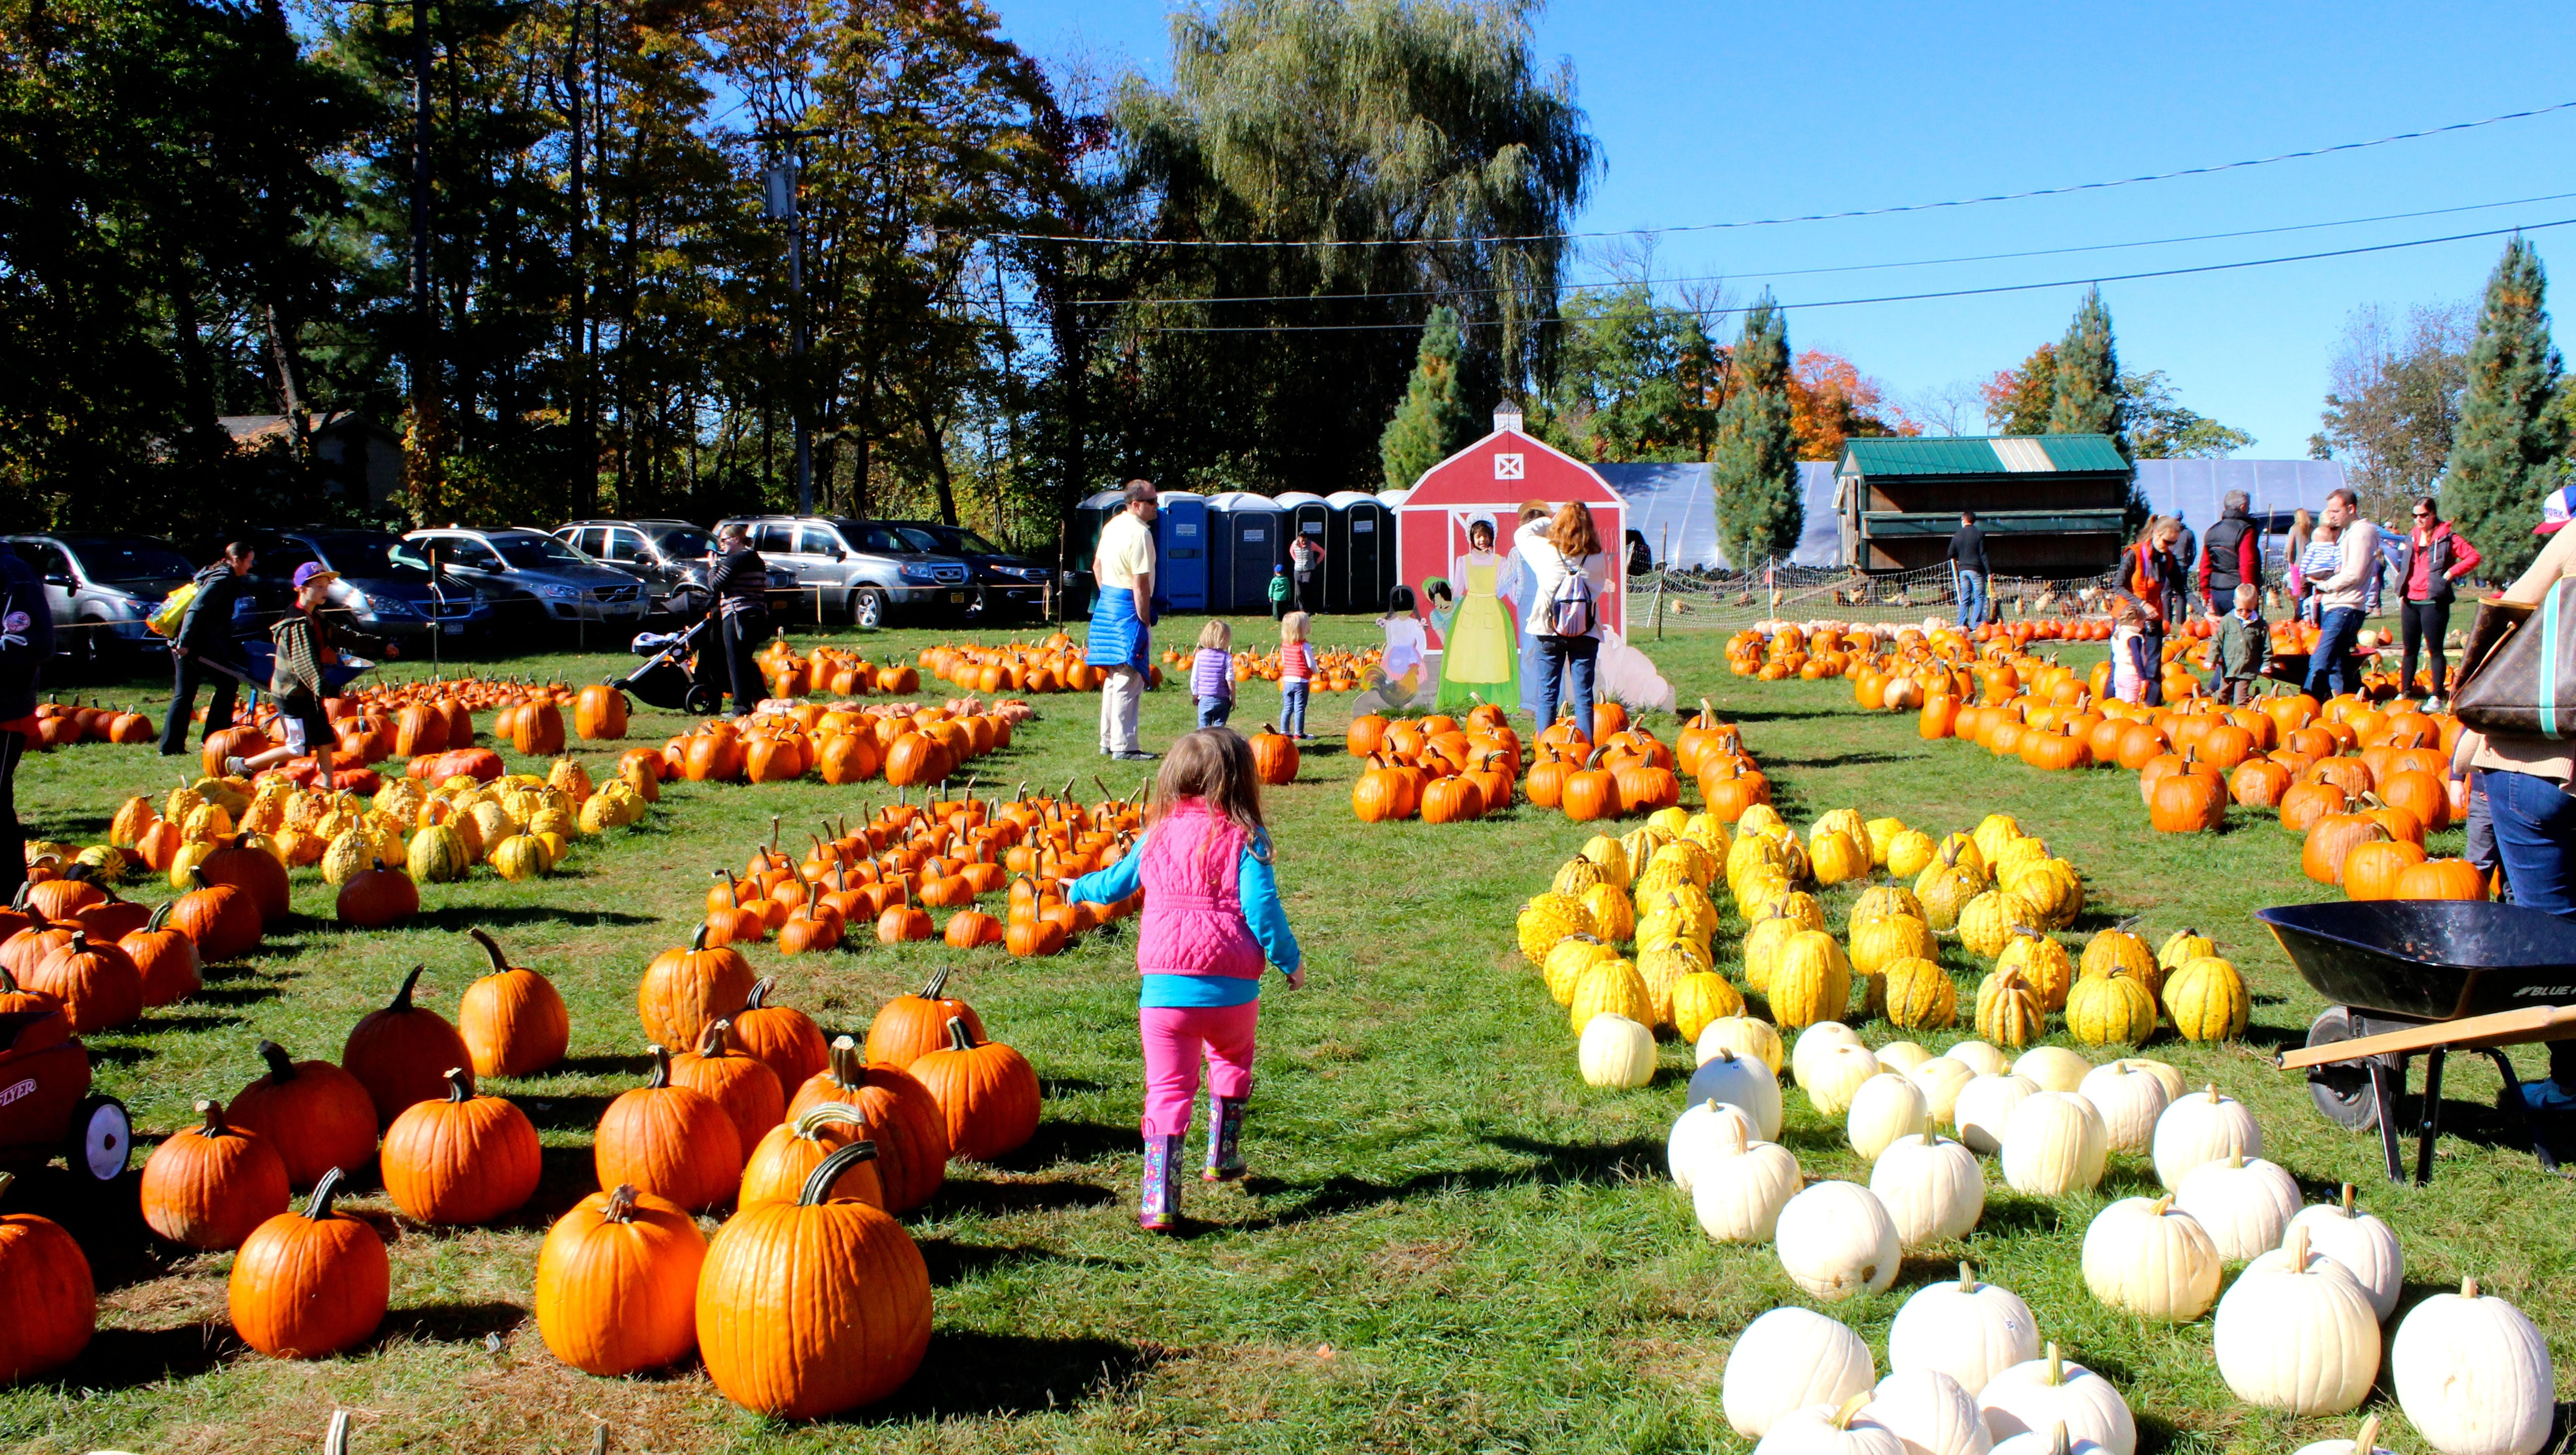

{"left": 1096, "top": 0, "right": 1598, "bottom": 491}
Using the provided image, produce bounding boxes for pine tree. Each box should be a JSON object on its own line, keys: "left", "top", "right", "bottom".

{"left": 1710, "top": 293, "right": 1800, "bottom": 568}
{"left": 1380, "top": 306, "right": 1475, "bottom": 490}
{"left": 2049, "top": 286, "right": 2129, "bottom": 456}
{"left": 2444, "top": 236, "right": 2568, "bottom": 579}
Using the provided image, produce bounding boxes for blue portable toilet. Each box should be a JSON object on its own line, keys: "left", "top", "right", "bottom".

{"left": 1151, "top": 490, "right": 1209, "bottom": 612}
{"left": 1273, "top": 490, "right": 1331, "bottom": 613}
{"left": 1325, "top": 490, "right": 1392, "bottom": 613}
{"left": 1203, "top": 491, "right": 1285, "bottom": 614}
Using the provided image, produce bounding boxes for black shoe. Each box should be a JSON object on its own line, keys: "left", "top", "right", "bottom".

{"left": 1113, "top": 750, "right": 1158, "bottom": 763}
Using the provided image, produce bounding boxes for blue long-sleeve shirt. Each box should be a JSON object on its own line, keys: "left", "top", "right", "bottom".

{"left": 1064, "top": 826, "right": 1301, "bottom": 1007}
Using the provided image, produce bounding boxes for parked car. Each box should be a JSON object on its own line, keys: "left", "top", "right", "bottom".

{"left": 398, "top": 526, "right": 650, "bottom": 633}
{"left": 0, "top": 534, "right": 191, "bottom": 668}
{"left": 549, "top": 518, "right": 795, "bottom": 618}
{"left": 883, "top": 521, "right": 1055, "bottom": 619}
{"left": 715, "top": 515, "right": 974, "bottom": 628}
{"left": 208, "top": 530, "right": 497, "bottom": 644}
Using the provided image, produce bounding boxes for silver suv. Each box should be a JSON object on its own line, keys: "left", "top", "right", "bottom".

{"left": 1, "top": 534, "right": 193, "bottom": 669}
{"left": 399, "top": 526, "right": 650, "bottom": 630}
{"left": 718, "top": 515, "right": 973, "bottom": 628}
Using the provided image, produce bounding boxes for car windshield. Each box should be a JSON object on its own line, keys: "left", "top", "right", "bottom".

{"left": 644, "top": 525, "right": 714, "bottom": 559}
{"left": 492, "top": 534, "right": 590, "bottom": 568}
{"left": 65, "top": 538, "right": 191, "bottom": 582}
{"left": 892, "top": 527, "right": 945, "bottom": 553}
{"left": 308, "top": 533, "right": 434, "bottom": 581}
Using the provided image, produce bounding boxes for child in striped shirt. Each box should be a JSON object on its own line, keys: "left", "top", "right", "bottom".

{"left": 1277, "top": 611, "right": 1313, "bottom": 739}
{"left": 1192, "top": 620, "right": 1235, "bottom": 729}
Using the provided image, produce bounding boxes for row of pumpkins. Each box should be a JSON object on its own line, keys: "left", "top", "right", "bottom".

{"left": 13, "top": 697, "right": 157, "bottom": 750}
{"left": 1342, "top": 701, "right": 1706, "bottom": 825}
{"left": 1683, "top": 1020, "right": 2553, "bottom": 1453}
{"left": 650, "top": 699, "right": 1024, "bottom": 788}
{"left": 0, "top": 937, "right": 1044, "bottom": 1421}
{"left": 698, "top": 785, "right": 1151, "bottom": 958}
{"left": 179, "top": 676, "right": 642, "bottom": 789}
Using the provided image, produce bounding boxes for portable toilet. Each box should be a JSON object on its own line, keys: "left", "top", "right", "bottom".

{"left": 1325, "top": 490, "right": 1391, "bottom": 613}
{"left": 1273, "top": 490, "right": 1331, "bottom": 611}
{"left": 1375, "top": 488, "right": 1411, "bottom": 603}
{"left": 1151, "top": 489, "right": 1209, "bottom": 612}
{"left": 1203, "top": 491, "right": 1285, "bottom": 614}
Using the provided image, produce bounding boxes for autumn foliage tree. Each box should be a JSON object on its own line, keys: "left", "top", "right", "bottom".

{"left": 1787, "top": 350, "right": 1916, "bottom": 461}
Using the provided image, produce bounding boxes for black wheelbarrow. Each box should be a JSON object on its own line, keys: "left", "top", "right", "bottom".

{"left": 2260, "top": 899, "right": 2576, "bottom": 1184}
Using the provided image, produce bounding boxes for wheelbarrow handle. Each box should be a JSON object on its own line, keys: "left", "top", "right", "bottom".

{"left": 2276, "top": 1004, "right": 2576, "bottom": 1069}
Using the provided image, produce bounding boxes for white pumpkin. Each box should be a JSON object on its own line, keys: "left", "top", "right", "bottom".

{"left": 2010, "top": 1046, "right": 2090, "bottom": 1095}
{"left": 2073, "top": 1062, "right": 2167, "bottom": 1155}
{"left": 2107, "top": 1056, "right": 2185, "bottom": 1102}
{"left": 1723, "top": 1307, "right": 1877, "bottom": 1438}
{"left": 1668, "top": 1098, "right": 1761, "bottom": 1191}
{"left": 1776, "top": 1181, "right": 1902, "bottom": 1301}
{"left": 2291, "top": 1415, "right": 2399, "bottom": 1455}
{"left": 2079, "top": 1195, "right": 2221, "bottom": 1322}
{"left": 2150, "top": 1084, "right": 2261, "bottom": 1189}
{"left": 1886, "top": 1261, "right": 2036, "bottom": 1395}
{"left": 1873, "top": 1040, "right": 1935, "bottom": 1075}
{"left": 1977, "top": 1345, "right": 2136, "bottom": 1455}
{"left": 1909, "top": 1056, "right": 1977, "bottom": 1126}
{"left": 1848, "top": 1073, "right": 1933, "bottom": 1160}
{"left": 2390, "top": 1276, "right": 2555, "bottom": 1455}
{"left": 1793, "top": 1020, "right": 1866, "bottom": 1087}
{"left": 1999, "top": 1091, "right": 2108, "bottom": 1196}
{"left": 2287, "top": 1184, "right": 2403, "bottom": 1323}
{"left": 1690, "top": 1047, "right": 1787, "bottom": 1141}
{"left": 2172, "top": 1154, "right": 2297, "bottom": 1262}
{"left": 1989, "top": 1426, "right": 2106, "bottom": 1455}
{"left": 1953, "top": 1073, "right": 2037, "bottom": 1156}
{"left": 1692, "top": 1118, "right": 1804, "bottom": 1244}
{"left": 1944, "top": 1039, "right": 2008, "bottom": 1077}
{"left": 1807, "top": 1043, "right": 1887, "bottom": 1118}
{"left": 1702, "top": 1014, "right": 1788, "bottom": 1073}
{"left": 1870, "top": 1133, "right": 1985, "bottom": 1249}
{"left": 1753, "top": 1394, "right": 1909, "bottom": 1455}
{"left": 2212, "top": 1225, "right": 2380, "bottom": 1415}
{"left": 1578, "top": 1012, "right": 1657, "bottom": 1087}
{"left": 1864, "top": 1368, "right": 1993, "bottom": 1455}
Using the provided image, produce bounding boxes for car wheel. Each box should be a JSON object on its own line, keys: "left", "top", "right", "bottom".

{"left": 851, "top": 587, "right": 887, "bottom": 630}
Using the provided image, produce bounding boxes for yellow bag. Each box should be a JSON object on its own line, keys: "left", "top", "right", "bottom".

{"left": 147, "top": 581, "right": 197, "bottom": 637}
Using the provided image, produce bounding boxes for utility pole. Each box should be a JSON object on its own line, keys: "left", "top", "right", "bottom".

{"left": 402, "top": 0, "right": 443, "bottom": 525}
{"left": 565, "top": 0, "right": 592, "bottom": 515}
{"left": 763, "top": 130, "right": 829, "bottom": 514}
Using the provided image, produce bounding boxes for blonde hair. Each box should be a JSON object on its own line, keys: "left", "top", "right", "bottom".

{"left": 1548, "top": 501, "right": 1603, "bottom": 559}
{"left": 1151, "top": 729, "right": 1268, "bottom": 856}
{"left": 2234, "top": 582, "right": 2258, "bottom": 607}
{"left": 1279, "top": 611, "right": 1310, "bottom": 644}
{"left": 1197, "top": 619, "right": 1232, "bottom": 652}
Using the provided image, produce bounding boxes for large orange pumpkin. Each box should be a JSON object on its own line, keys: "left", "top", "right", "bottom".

{"left": 138, "top": 1098, "right": 291, "bottom": 1252}
{"left": 379, "top": 1067, "right": 543, "bottom": 1226}
{"left": 906, "top": 1016, "right": 1040, "bottom": 1163}
{"left": 534, "top": 1182, "right": 707, "bottom": 1376}
{"left": 458, "top": 928, "right": 570, "bottom": 1079}
{"left": 595, "top": 1046, "right": 744, "bottom": 1213}
{"left": 229, "top": 1040, "right": 379, "bottom": 1189}
{"left": 341, "top": 966, "right": 474, "bottom": 1128}
{"left": 785, "top": 1038, "right": 951, "bottom": 1213}
{"left": 637, "top": 925, "right": 756, "bottom": 1049}
{"left": 226, "top": 1168, "right": 389, "bottom": 1358}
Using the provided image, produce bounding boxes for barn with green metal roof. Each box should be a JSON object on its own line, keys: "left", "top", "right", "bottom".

{"left": 1835, "top": 434, "right": 2136, "bottom": 577}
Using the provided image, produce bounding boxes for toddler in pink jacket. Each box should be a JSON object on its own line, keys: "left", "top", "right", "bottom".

{"left": 1065, "top": 728, "right": 1305, "bottom": 1231}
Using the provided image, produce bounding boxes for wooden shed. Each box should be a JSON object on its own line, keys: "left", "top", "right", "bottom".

{"left": 1836, "top": 434, "right": 2133, "bottom": 576}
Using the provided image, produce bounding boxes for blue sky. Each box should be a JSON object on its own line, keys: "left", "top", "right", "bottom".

{"left": 988, "top": 0, "right": 2576, "bottom": 458}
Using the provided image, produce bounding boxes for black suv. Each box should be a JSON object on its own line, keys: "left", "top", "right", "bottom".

{"left": 883, "top": 521, "right": 1055, "bottom": 620}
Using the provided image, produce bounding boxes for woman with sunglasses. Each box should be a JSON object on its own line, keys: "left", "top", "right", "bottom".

{"left": 2390, "top": 495, "right": 2482, "bottom": 711}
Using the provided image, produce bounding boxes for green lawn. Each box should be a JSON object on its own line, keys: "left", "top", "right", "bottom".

{"left": 2, "top": 617, "right": 2568, "bottom": 1453}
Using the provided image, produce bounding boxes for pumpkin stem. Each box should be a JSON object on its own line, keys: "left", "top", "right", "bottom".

{"left": 922, "top": 966, "right": 951, "bottom": 1000}
{"left": 304, "top": 1165, "right": 349, "bottom": 1220}
{"left": 194, "top": 1098, "right": 233, "bottom": 1137}
{"left": 944, "top": 1014, "right": 975, "bottom": 1053}
{"left": 644, "top": 1046, "right": 672, "bottom": 1089}
{"left": 2285, "top": 1222, "right": 2310, "bottom": 1268}
{"left": 2046, "top": 1423, "right": 2070, "bottom": 1455}
{"left": 386, "top": 965, "right": 425, "bottom": 1013}
{"left": 828, "top": 1034, "right": 865, "bottom": 1089}
{"left": 698, "top": 1019, "right": 736, "bottom": 1056}
{"left": 2462, "top": 1274, "right": 2480, "bottom": 1298}
{"left": 2352, "top": 1416, "right": 2382, "bottom": 1455}
{"left": 792, "top": 1104, "right": 866, "bottom": 1138}
{"left": 593, "top": 1426, "right": 609, "bottom": 1455}
{"left": 2041, "top": 1342, "right": 2062, "bottom": 1386}
{"left": 440, "top": 1067, "right": 474, "bottom": 1103}
{"left": 324, "top": 1410, "right": 353, "bottom": 1455}
{"left": 2339, "top": 1181, "right": 2356, "bottom": 1217}
{"left": 256, "top": 1039, "right": 299, "bottom": 1082}
{"left": 600, "top": 1183, "right": 640, "bottom": 1224}
{"left": 467, "top": 926, "right": 511, "bottom": 975}
{"left": 797, "top": 1138, "right": 881, "bottom": 1205}
{"left": 1958, "top": 1260, "right": 1977, "bottom": 1293}
{"left": 689, "top": 922, "right": 711, "bottom": 954}
{"left": 1830, "top": 1391, "right": 1873, "bottom": 1430}
{"left": 746, "top": 976, "right": 776, "bottom": 1011}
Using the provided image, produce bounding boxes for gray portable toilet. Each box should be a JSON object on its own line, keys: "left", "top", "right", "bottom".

{"left": 1325, "top": 490, "right": 1392, "bottom": 613}
{"left": 1151, "top": 489, "right": 1209, "bottom": 612}
{"left": 1203, "top": 491, "right": 1285, "bottom": 615}
{"left": 1376, "top": 488, "right": 1411, "bottom": 605}
{"left": 1070, "top": 487, "right": 1128, "bottom": 614}
{"left": 1274, "top": 490, "right": 1331, "bottom": 613}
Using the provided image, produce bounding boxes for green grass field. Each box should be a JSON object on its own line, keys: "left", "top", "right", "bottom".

{"left": 2, "top": 617, "right": 2569, "bottom": 1453}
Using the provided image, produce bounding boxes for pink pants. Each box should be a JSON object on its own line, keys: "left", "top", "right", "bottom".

{"left": 1138, "top": 1003, "right": 1259, "bottom": 1138}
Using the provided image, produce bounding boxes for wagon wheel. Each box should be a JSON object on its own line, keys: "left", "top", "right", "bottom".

{"left": 66, "top": 1094, "right": 130, "bottom": 1183}
{"left": 2304, "top": 1007, "right": 2383, "bottom": 1132}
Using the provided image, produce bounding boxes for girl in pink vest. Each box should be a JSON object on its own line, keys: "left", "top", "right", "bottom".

{"left": 1065, "top": 728, "right": 1305, "bottom": 1230}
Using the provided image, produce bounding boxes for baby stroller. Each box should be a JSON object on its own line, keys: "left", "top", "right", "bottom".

{"left": 619, "top": 616, "right": 729, "bottom": 714}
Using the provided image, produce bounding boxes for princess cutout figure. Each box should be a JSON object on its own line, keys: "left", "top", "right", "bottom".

{"left": 1435, "top": 517, "right": 1519, "bottom": 711}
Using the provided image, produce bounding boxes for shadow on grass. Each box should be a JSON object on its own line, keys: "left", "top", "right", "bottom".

{"left": 853, "top": 1329, "right": 1163, "bottom": 1423}
{"left": 51, "top": 1320, "right": 242, "bottom": 1391}
{"left": 191, "top": 980, "right": 285, "bottom": 1009}
{"left": 1225, "top": 1133, "right": 1666, "bottom": 1229}
{"left": 1038, "top": 1075, "right": 1108, "bottom": 1096}
{"left": 997, "top": 1118, "right": 1134, "bottom": 1170}
{"left": 387, "top": 1298, "right": 529, "bottom": 1346}
{"left": 407, "top": 903, "right": 658, "bottom": 933}
{"left": 916, "top": 1237, "right": 1101, "bottom": 1287}
{"left": 929, "top": 1177, "right": 1115, "bottom": 1218}
{"left": 514, "top": 1092, "right": 617, "bottom": 1133}
{"left": 136, "top": 1010, "right": 248, "bottom": 1035}
{"left": 546, "top": 1052, "right": 648, "bottom": 1079}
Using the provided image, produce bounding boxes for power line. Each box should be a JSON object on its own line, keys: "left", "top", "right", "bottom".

{"left": 1096, "top": 215, "right": 2576, "bottom": 333}
{"left": 996, "top": 97, "right": 2576, "bottom": 249}
{"left": 1074, "top": 189, "right": 2576, "bottom": 309}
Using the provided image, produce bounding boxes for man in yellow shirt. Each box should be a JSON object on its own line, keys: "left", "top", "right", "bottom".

{"left": 1089, "top": 480, "right": 1159, "bottom": 760}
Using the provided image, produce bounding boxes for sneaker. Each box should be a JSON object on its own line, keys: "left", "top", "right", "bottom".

{"left": 1113, "top": 749, "right": 1158, "bottom": 763}
{"left": 2422, "top": 696, "right": 2445, "bottom": 714}
{"left": 2519, "top": 1079, "right": 2576, "bottom": 1116}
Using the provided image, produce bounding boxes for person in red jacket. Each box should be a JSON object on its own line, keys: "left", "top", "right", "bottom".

{"left": 2196, "top": 491, "right": 2265, "bottom": 620}
{"left": 2390, "top": 495, "right": 2482, "bottom": 711}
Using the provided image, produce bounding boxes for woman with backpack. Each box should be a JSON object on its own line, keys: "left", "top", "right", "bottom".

{"left": 1522, "top": 501, "right": 1608, "bottom": 736}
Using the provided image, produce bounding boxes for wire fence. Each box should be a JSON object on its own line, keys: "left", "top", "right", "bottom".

{"left": 1625, "top": 560, "right": 2128, "bottom": 637}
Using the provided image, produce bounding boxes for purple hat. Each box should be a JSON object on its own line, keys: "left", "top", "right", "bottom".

{"left": 293, "top": 562, "right": 339, "bottom": 588}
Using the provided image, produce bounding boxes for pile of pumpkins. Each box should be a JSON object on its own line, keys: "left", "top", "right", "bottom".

{"left": 655, "top": 699, "right": 1019, "bottom": 788}
{"left": 0, "top": 935, "right": 1042, "bottom": 1424}
{"left": 1227, "top": 643, "right": 1383, "bottom": 693}
{"left": 702, "top": 785, "right": 1148, "bottom": 958}
{"left": 12, "top": 697, "right": 156, "bottom": 750}
{"left": 1685, "top": 1019, "right": 2556, "bottom": 1452}
{"left": 1345, "top": 704, "right": 1528, "bottom": 823}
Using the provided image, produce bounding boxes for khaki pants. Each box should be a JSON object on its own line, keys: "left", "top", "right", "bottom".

{"left": 1098, "top": 666, "right": 1143, "bottom": 754}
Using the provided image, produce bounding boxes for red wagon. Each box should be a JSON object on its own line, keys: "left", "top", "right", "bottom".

{"left": 0, "top": 998, "right": 131, "bottom": 1186}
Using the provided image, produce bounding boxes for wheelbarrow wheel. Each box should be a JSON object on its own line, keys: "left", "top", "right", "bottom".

{"left": 68, "top": 1094, "right": 130, "bottom": 1183}
{"left": 2305, "top": 1007, "right": 2383, "bottom": 1131}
